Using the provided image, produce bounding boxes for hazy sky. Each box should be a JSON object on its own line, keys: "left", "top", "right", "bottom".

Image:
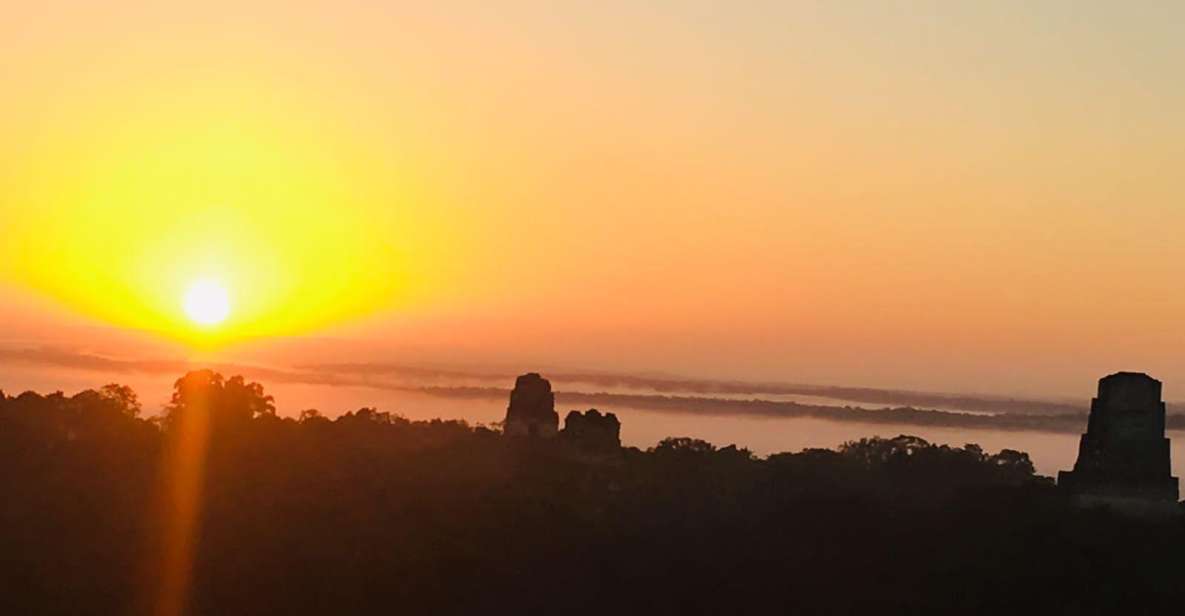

{"left": 2, "top": 1, "right": 1184, "bottom": 398}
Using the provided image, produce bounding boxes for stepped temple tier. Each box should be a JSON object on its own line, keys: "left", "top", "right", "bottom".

{"left": 1058, "top": 372, "right": 1179, "bottom": 506}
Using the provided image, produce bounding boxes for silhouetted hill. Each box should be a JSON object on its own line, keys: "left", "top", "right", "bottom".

{"left": 1, "top": 371, "right": 1183, "bottom": 615}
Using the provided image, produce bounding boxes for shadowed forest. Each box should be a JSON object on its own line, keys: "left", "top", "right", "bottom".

{"left": 3, "top": 371, "right": 1185, "bottom": 615}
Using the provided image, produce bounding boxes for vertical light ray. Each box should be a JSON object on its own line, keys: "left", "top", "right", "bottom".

{"left": 147, "top": 389, "right": 211, "bottom": 616}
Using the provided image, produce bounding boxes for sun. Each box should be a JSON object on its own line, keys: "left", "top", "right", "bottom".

{"left": 183, "top": 279, "right": 231, "bottom": 327}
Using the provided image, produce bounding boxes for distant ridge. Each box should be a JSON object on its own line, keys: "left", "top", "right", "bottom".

{"left": 310, "top": 361, "right": 1089, "bottom": 415}
{"left": 418, "top": 385, "right": 1185, "bottom": 435}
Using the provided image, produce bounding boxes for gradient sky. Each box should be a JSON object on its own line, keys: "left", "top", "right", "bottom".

{"left": 3, "top": 1, "right": 1185, "bottom": 399}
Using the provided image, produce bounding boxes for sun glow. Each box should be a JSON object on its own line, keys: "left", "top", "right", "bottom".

{"left": 0, "top": 72, "right": 456, "bottom": 345}
{"left": 184, "top": 280, "right": 231, "bottom": 327}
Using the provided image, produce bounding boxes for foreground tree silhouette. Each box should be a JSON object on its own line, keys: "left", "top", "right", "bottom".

{"left": 163, "top": 370, "right": 275, "bottom": 431}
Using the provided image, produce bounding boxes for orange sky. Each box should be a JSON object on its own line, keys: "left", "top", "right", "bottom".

{"left": 3, "top": 2, "right": 1185, "bottom": 399}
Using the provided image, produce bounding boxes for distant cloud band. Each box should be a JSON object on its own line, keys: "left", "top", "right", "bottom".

{"left": 5, "top": 346, "right": 1182, "bottom": 435}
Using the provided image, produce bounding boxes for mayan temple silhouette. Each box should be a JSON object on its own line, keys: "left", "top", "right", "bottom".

{"left": 502, "top": 373, "right": 560, "bottom": 438}
{"left": 1058, "top": 372, "right": 1179, "bottom": 509}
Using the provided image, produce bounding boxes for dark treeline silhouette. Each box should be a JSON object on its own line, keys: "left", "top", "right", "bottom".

{"left": 2, "top": 371, "right": 1185, "bottom": 615}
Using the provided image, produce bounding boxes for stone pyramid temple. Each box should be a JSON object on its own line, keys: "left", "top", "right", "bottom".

{"left": 1058, "top": 372, "right": 1179, "bottom": 504}
{"left": 503, "top": 373, "right": 559, "bottom": 438}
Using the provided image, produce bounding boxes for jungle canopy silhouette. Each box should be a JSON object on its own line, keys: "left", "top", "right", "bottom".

{"left": 2, "top": 370, "right": 1185, "bottom": 615}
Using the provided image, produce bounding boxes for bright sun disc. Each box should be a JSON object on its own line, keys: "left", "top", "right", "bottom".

{"left": 183, "top": 279, "right": 231, "bottom": 326}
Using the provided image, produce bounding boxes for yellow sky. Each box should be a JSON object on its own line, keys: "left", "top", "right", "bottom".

{"left": 2, "top": 1, "right": 1185, "bottom": 396}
